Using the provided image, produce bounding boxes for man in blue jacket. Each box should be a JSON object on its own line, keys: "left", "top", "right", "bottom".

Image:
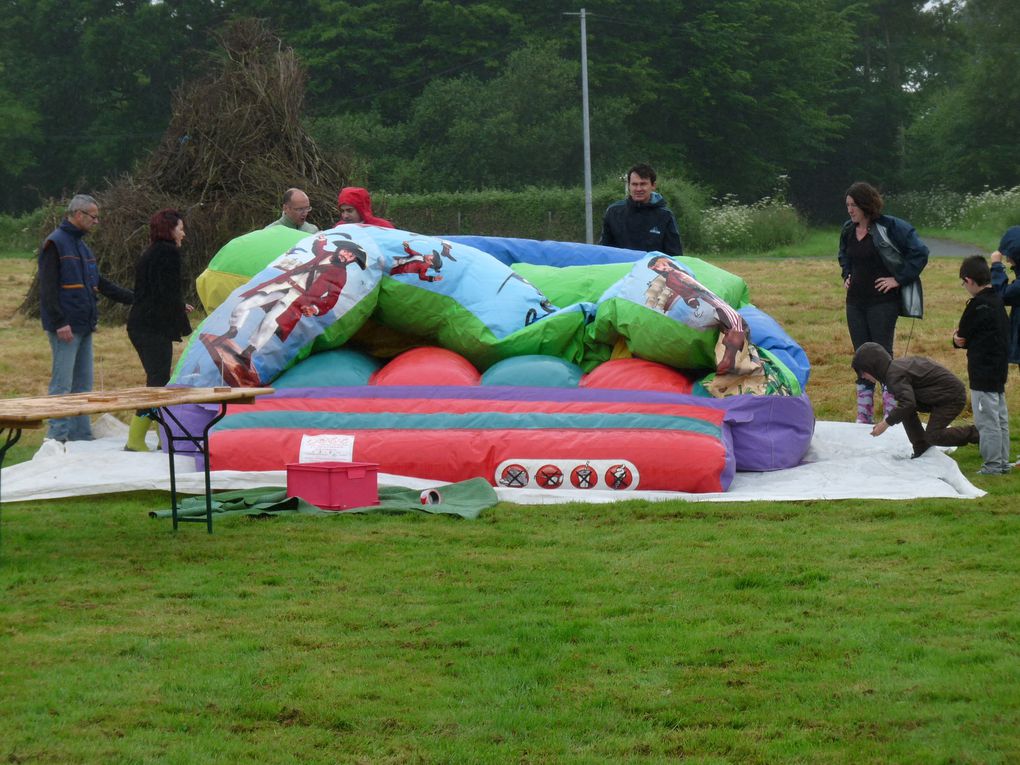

{"left": 990, "top": 225, "right": 1020, "bottom": 468}
{"left": 38, "top": 194, "right": 133, "bottom": 442}
{"left": 990, "top": 226, "right": 1020, "bottom": 370}
{"left": 599, "top": 164, "right": 683, "bottom": 256}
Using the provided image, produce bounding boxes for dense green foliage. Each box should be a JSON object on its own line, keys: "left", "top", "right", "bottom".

{"left": 0, "top": 1, "right": 1015, "bottom": 222}
{"left": 902, "top": 0, "right": 1020, "bottom": 191}
{"left": 0, "top": 207, "right": 49, "bottom": 255}
{"left": 0, "top": 0, "right": 223, "bottom": 212}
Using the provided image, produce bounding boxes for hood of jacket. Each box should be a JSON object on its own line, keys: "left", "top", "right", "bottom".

{"left": 337, "top": 186, "right": 392, "bottom": 227}
{"left": 852, "top": 342, "right": 893, "bottom": 382}
{"left": 999, "top": 226, "right": 1020, "bottom": 264}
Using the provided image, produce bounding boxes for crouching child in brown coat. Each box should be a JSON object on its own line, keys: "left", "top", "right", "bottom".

{"left": 851, "top": 342, "right": 980, "bottom": 459}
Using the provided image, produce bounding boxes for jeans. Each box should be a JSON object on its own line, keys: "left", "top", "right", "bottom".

{"left": 972, "top": 389, "right": 1010, "bottom": 471}
{"left": 46, "top": 330, "right": 94, "bottom": 441}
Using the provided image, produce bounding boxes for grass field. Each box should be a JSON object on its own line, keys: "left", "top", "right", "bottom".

{"left": 2, "top": 237, "right": 1020, "bottom": 763}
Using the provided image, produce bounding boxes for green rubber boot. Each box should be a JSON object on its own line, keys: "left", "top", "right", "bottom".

{"left": 124, "top": 415, "right": 153, "bottom": 452}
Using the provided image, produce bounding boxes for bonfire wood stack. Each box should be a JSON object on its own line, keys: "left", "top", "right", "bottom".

{"left": 21, "top": 18, "right": 351, "bottom": 320}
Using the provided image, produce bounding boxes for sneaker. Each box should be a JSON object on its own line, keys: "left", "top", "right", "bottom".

{"left": 976, "top": 467, "right": 1003, "bottom": 475}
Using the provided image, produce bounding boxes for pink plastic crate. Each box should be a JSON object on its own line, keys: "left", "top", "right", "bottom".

{"left": 286, "top": 461, "right": 380, "bottom": 511}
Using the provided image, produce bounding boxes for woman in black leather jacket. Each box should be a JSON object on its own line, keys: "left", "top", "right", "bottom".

{"left": 124, "top": 209, "right": 193, "bottom": 451}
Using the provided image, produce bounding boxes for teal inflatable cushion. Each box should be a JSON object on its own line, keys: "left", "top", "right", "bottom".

{"left": 480, "top": 355, "right": 584, "bottom": 387}
{"left": 272, "top": 347, "right": 383, "bottom": 388}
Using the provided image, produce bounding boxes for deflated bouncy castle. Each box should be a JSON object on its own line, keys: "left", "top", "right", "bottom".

{"left": 172, "top": 224, "right": 814, "bottom": 493}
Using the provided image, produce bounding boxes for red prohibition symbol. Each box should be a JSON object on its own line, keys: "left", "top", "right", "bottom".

{"left": 499, "top": 463, "right": 530, "bottom": 488}
{"left": 569, "top": 463, "right": 596, "bottom": 489}
{"left": 604, "top": 463, "right": 634, "bottom": 490}
{"left": 535, "top": 464, "right": 564, "bottom": 489}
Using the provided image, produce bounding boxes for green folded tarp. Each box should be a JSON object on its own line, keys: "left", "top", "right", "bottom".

{"left": 149, "top": 477, "right": 498, "bottom": 521}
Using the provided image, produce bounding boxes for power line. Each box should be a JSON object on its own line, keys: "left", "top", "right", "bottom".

{"left": 583, "top": 11, "right": 688, "bottom": 34}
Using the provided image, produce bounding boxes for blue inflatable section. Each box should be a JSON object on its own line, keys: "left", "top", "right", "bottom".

{"left": 446, "top": 235, "right": 651, "bottom": 266}
{"left": 738, "top": 305, "right": 811, "bottom": 389}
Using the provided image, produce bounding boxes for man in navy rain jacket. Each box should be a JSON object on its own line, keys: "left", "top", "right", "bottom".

{"left": 38, "top": 194, "right": 133, "bottom": 442}
{"left": 599, "top": 163, "right": 683, "bottom": 256}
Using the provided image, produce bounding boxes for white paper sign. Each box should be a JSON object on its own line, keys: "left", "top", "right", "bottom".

{"left": 299, "top": 434, "right": 355, "bottom": 463}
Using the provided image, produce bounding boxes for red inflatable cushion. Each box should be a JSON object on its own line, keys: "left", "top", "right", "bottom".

{"left": 371, "top": 346, "right": 481, "bottom": 386}
{"left": 580, "top": 358, "right": 694, "bottom": 394}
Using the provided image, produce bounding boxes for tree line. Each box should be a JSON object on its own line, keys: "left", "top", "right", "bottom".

{"left": 1, "top": 0, "right": 1016, "bottom": 221}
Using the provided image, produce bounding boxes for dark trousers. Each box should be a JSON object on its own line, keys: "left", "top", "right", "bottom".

{"left": 901, "top": 389, "right": 979, "bottom": 452}
{"left": 847, "top": 299, "right": 899, "bottom": 388}
{"left": 128, "top": 327, "right": 172, "bottom": 416}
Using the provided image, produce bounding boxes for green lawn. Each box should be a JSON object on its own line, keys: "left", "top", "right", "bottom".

{"left": 694, "top": 228, "right": 841, "bottom": 260}
{"left": 2, "top": 489, "right": 1019, "bottom": 763}
{"left": 4, "top": 223, "right": 1020, "bottom": 762}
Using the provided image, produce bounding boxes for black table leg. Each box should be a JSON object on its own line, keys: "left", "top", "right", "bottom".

{"left": 149, "top": 404, "right": 229, "bottom": 534}
{"left": 0, "top": 427, "right": 24, "bottom": 560}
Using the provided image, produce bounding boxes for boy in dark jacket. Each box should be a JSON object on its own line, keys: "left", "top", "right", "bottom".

{"left": 953, "top": 255, "right": 1011, "bottom": 474}
{"left": 852, "top": 342, "right": 979, "bottom": 459}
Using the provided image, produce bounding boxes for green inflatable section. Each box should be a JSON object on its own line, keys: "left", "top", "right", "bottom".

{"left": 511, "top": 256, "right": 750, "bottom": 308}
{"left": 197, "top": 227, "right": 307, "bottom": 312}
{"left": 374, "top": 279, "right": 592, "bottom": 370}
{"left": 508, "top": 256, "right": 752, "bottom": 371}
{"left": 207, "top": 226, "right": 307, "bottom": 275}
{"left": 588, "top": 298, "right": 712, "bottom": 369}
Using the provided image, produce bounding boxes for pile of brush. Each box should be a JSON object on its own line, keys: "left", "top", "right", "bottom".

{"left": 22, "top": 18, "right": 351, "bottom": 319}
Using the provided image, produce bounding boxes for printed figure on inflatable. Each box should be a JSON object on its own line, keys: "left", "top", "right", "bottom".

{"left": 173, "top": 223, "right": 814, "bottom": 493}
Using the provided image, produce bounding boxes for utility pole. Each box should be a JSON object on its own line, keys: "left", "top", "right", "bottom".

{"left": 566, "top": 8, "right": 594, "bottom": 243}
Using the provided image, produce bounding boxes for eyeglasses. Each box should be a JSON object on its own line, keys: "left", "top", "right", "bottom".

{"left": 78, "top": 210, "right": 99, "bottom": 221}
{"left": 290, "top": 206, "right": 312, "bottom": 214}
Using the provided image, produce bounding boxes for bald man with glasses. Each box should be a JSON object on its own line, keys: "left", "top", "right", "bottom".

{"left": 266, "top": 188, "right": 319, "bottom": 233}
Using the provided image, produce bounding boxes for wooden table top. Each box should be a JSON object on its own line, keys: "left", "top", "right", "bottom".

{"left": 0, "top": 387, "right": 275, "bottom": 429}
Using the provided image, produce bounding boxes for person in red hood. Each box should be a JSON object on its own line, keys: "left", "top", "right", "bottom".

{"left": 335, "top": 187, "right": 394, "bottom": 228}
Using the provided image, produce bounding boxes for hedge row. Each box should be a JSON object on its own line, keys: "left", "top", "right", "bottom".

{"left": 378, "top": 179, "right": 711, "bottom": 251}
{"left": 6, "top": 178, "right": 811, "bottom": 262}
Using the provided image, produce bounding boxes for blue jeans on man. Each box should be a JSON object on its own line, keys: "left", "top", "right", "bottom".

{"left": 46, "top": 330, "right": 94, "bottom": 441}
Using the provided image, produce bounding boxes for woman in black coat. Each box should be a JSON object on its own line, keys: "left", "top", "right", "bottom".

{"left": 124, "top": 209, "right": 193, "bottom": 451}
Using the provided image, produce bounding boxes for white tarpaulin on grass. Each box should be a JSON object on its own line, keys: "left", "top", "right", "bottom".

{"left": 0, "top": 414, "right": 984, "bottom": 505}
